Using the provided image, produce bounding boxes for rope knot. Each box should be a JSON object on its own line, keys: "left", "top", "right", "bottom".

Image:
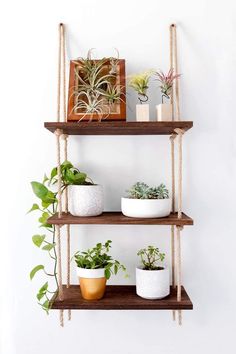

{"left": 54, "top": 129, "right": 63, "bottom": 137}
{"left": 174, "top": 128, "right": 185, "bottom": 136}
{"left": 61, "top": 134, "right": 68, "bottom": 141}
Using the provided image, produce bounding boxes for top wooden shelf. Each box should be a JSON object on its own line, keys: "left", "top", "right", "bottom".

{"left": 44, "top": 121, "right": 193, "bottom": 135}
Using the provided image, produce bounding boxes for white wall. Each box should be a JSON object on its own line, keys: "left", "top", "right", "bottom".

{"left": 1, "top": 0, "right": 236, "bottom": 353}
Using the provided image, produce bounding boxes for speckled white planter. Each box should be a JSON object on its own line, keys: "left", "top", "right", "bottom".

{"left": 121, "top": 197, "right": 171, "bottom": 218}
{"left": 136, "top": 266, "right": 170, "bottom": 299}
{"left": 69, "top": 185, "right": 104, "bottom": 217}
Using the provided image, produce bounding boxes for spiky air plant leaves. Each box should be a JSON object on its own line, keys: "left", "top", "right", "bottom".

{"left": 155, "top": 68, "right": 181, "bottom": 102}
{"left": 128, "top": 70, "right": 153, "bottom": 104}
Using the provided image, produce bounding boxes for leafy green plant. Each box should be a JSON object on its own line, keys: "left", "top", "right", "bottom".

{"left": 155, "top": 68, "right": 181, "bottom": 103}
{"left": 128, "top": 71, "right": 152, "bottom": 104}
{"left": 74, "top": 240, "right": 127, "bottom": 279}
{"left": 137, "top": 246, "right": 165, "bottom": 270}
{"left": 126, "top": 182, "right": 169, "bottom": 199}
{"left": 29, "top": 161, "right": 92, "bottom": 313}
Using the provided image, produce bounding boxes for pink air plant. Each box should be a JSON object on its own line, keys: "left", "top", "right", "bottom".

{"left": 155, "top": 69, "right": 181, "bottom": 103}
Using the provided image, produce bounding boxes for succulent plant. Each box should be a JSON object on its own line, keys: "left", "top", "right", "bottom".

{"left": 126, "top": 182, "right": 169, "bottom": 200}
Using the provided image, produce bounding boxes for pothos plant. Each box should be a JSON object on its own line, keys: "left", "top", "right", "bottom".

{"left": 74, "top": 240, "right": 127, "bottom": 279}
{"left": 29, "top": 161, "right": 92, "bottom": 313}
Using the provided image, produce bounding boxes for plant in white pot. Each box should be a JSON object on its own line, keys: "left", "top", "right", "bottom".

{"left": 136, "top": 245, "right": 170, "bottom": 299}
{"left": 50, "top": 160, "right": 104, "bottom": 217}
{"left": 128, "top": 71, "right": 152, "bottom": 121}
{"left": 155, "top": 69, "right": 180, "bottom": 121}
{"left": 121, "top": 182, "right": 171, "bottom": 218}
{"left": 74, "top": 240, "right": 127, "bottom": 300}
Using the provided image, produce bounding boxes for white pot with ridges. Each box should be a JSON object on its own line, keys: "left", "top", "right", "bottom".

{"left": 136, "top": 246, "right": 170, "bottom": 299}
{"left": 121, "top": 182, "right": 171, "bottom": 218}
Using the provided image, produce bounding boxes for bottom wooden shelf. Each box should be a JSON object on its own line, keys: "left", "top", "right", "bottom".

{"left": 51, "top": 285, "right": 193, "bottom": 310}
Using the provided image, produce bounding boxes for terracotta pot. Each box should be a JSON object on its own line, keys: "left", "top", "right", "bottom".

{"left": 77, "top": 267, "right": 106, "bottom": 300}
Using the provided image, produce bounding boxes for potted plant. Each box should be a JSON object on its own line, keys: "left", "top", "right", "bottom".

{"left": 74, "top": 240, "right": 127, "bottom": 300}
{"left": 155, "top": 69, "right": 180, "bottom": 121}
{"left": 136, "top": 246, "right": 170, "bottom": 299}
{"left": 121, "top": 182, "right": 171, "bottom": 218}
{"left": 128, "top": 71, "right": 152, "bottom": 121}
{"left": 50, "top": 160, "right": 104, "bottom": 217}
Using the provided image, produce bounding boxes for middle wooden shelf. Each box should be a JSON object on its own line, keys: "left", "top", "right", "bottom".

{"left": 47, "top": 211, "right": 193, "bottom": 226}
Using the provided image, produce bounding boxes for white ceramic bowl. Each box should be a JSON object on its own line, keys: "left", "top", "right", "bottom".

{"left": 121, "top": 197, "right": 171, "bottom": 218}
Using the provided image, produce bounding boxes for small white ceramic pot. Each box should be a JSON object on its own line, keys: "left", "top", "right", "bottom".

{"left": 69, "top": 185, "right": 104, "bottom": 217}
{"left": 136, "top": 104, "right": 150, "bottom": 121}
{"left": 136, "top": 266, "right": 170, "bottom": 299}
{"left": 156, "top": 103, "right": 172, "bottom": 121}
{"left": 121, "top": 197, "right": 171, "bottom": 218}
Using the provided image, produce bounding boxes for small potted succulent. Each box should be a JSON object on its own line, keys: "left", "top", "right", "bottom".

{"left": 74, "top": 240, "right": 127, "bottom": 300}
{"left": 136, "top": 246, "right": 170, "bottom": 299}
{"left": 50, "top": 160, "right": 104, "bottom": 217}
{"left": 128, "top": 71, "right": 152, "bottom": 121}
{"left": 121, "top": 182, "right": 171, "bottom": 218}
{"left": 155, "top": 69, "right": 180, "bottom": 121}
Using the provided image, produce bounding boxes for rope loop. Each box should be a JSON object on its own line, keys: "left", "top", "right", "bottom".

{"left": 54, "top": 128, "right": 63, "bottom": 137}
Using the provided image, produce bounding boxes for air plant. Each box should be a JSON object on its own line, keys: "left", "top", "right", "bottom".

{"left": 155, "top": 68, "right": 181, "bottom": 103}
{"left": 128, "top": 71, "right": 152, "bottom": 104}
{"left": 71, "top": 48, "right": 125, "bottom": 121}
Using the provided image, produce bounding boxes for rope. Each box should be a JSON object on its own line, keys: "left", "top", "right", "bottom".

{"left": 56, "top": 225, "right": 64, "bottom": 326}
{"left": 174, "top": 128, "right": 184, "bottom": 218}
{"left": 55, "top": 129, "right": 63, "bottom": 218}
{"left": 169, "top": 25, "right": 174, "bottom": 120}
{"left": 169, "top": 24, "right": 180, "bottom": 121}
{"left": 176, "top": 225, "right": 183, "bottom": 326}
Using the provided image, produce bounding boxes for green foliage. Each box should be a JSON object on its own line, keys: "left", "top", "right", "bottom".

{"left": 127, "top": 182, "right": 169, "bottom": 199}
{"left": 74, "top": 240, "right": 127, "bottom": 280}
{"left": 128, "top": 71, "right": 153, "bottom": 103}
{"left": 137, "top": 246, "right": 165, "bottom": 270}
{"left": 49, "top": 160, "right": 92, "bottom": 186}
{"left": 155, "top": 68, "right": 181, "bottom": 102}
{"left": 30, "top": 265, "right": 45, "bottom": 280}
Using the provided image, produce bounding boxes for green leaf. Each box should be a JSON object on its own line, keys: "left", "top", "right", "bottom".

{"left": 38, "top": 212, "right": 50, "bottom": 225}
{"left": 43, "top": 174, "right": 49, "bottom": 184}
{"left": 104, "top": 268, "right": 111, "bottom": 279}
{"left": 42, "top": 243, "right": 55, "bottom": 251}
{"left": 37, "top": 292, "right": 45, "bottom": 301}
{"left": 42, "top": 300, "right": 50, "bottom": 314}
{"left": 27, "top": 203, "right": 39, "bottom": 213}
{"left": 50, "top": 167, "right": 57, "bottom": 179}
{"left": 39, "top": 282, "right": 48, "bottom": 294}
{"left": 114, "top": 264, "right": 118, "bottom": 275}
{"left": 31, "top": 182, "right": 49, "bottom": 200}
{"left": 30, "top": 265, "right": 44, "bottom": 280}
{"left": 32, "top": 235, "right": 46, "bottom": 247}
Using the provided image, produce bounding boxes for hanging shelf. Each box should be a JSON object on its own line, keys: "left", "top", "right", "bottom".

{"left": 44, "top": 121, "right": 193, "bottom": 135}
{"left": 51, "top": 285, "right": 193, "bottom": 310}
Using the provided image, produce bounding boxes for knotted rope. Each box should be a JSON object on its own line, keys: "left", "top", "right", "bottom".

{"left": 169, "top": 24, "right": 180, "bottom": 121}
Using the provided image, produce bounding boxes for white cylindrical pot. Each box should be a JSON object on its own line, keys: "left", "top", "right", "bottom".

{"left": 69, "top": 185, "right": 104, "bottom": 217}
{"left": 136, "top": 266, "right": 170, "bottom": 299}
{"left": 121, "top": 197, "right": 171, "bottom": 218}
{"left": 156, "top": 103, "right": 172, "bottom": 121}
{"left": 136, "top": 104, "right": 150, "bottom": 121}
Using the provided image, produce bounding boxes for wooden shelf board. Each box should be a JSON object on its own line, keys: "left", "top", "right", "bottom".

{"left": 51, "top": 285, "right": 193, "bottom": 310}
{"left": 44, "top": 121, "right": 193, "bottom": 135}
{"left": 48, "top": 211, "right": 193, "bottom": 226}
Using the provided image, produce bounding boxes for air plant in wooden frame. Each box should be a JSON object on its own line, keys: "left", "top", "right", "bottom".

{"left": 67, "top": 49, "right": 126, "bottom": 122}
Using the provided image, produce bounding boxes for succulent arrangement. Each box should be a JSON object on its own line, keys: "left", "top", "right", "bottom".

{"left": 71, "top": 49, "right": 125, "bottom": 121}
{"left": 29, "top": 161, "right": 92, "bottom": 313}
{"left": 128, "top": 71, "right": 153, "bottom": 104}
{"left": 137, "top": 246, "right": 165, "bottom": 270}
{"left": 126, "top": 182, "right": 169, "bottom": 200}
{"left": 74, "top": 240, "right": 127, "bottom": 279}
{"left": 155, "top": 68, "right": 181, "bottom": 103}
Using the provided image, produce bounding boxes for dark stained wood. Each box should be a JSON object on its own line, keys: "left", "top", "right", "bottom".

{"left": 44, "top": 121, "right": 193, "bottom": 135}
{"left": 47, "top": 211, "right": 193, "bottom": 226}
{"left": 51, "top": 285, "right": 193, "bottom": 310}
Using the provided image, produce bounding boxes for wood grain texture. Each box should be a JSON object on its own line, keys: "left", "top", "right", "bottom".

{"left": 51, "top": 285, "right": 193, "bottom": 310}
{"left": 47, "top": 211, "right": 193, "bottom": 226}
{"left": 44, "top": 121, "right": 193, "bottom": 135}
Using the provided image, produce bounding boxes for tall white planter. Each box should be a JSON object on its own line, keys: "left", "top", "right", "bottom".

{"left": 156, "top": 103, "right": 172, "bottom": 121}
{"left": 136, "top": 266, "right": 170, "bottom": 299}
{"left": 136, "top": 104, "right": 149, "bottom": 121}
{"left": 69, "top": 185, "right": 104, "bottom": 216}
{"left": 121, "top": 197, "right": 171, "bottom": 218}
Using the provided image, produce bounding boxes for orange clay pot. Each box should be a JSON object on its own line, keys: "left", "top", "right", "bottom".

{"left": 77, "top": 268, "right": 106, "bottom": 300}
